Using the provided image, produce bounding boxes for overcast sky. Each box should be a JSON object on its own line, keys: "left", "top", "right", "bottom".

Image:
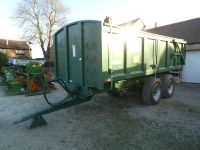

{"left": 0, "top": 0, "right": 199, "bottom": 58}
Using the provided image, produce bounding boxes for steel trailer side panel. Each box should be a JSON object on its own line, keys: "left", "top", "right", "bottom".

{"left": 67, "top": 23, "right": 83, "bottom": 85}
{"left": 144, "top": 38, "right": 156, "bottom": 75}
{"left": 82, "top": 22, "right": 103, "bottom": 89}
{"left": 157, "top": 40, "right": 167, "bottom": 70}
{"left": 54, "top": 28, "right": 68, "bottom": 82}
{"left": 126, "top": 37, "right": 143, "bottom": 74}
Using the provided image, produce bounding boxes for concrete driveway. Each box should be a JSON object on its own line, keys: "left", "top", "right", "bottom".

{"left": 0, "top": 83, "right": 200, "bottom": 150}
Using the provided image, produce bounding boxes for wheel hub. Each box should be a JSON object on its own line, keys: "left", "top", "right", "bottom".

{"left": 153, "top": 84, "right": 161, "bottom": 101}
{"left": 168, "top": 80, "right": 174, "bottom": 94}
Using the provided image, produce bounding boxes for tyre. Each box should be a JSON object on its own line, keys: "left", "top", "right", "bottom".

{"left": 142, "top": 77, "right": 162, "bottom": 105}
{"left": 161, "top": 74, "right": 175, "bottom": 98}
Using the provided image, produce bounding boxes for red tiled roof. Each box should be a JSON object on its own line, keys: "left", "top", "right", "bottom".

{"left": 146, "top": 17, "right": 200, "bottom": 44}
{"left": 0, "top": 39, "right": 29, "bottom": 50}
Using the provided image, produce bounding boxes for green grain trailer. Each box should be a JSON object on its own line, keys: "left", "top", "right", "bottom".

{"left": 15, "top": 20, "right": 186, "bottom": 128}
{"left": 53, "top": 20, "right": 185, "bottom": 103}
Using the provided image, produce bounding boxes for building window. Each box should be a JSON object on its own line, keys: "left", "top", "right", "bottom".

{"left": 16, "top": 50, "right": 25, "bottom": 56}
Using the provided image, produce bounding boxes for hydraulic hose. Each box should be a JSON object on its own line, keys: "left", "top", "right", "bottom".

{"left": 43, "top": 78, "right": 79, "bottom": 107}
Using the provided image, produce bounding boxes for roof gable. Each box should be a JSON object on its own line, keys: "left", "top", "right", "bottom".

{"left": 118, "top": 18, "right": 140, "bottom": 26}
{"left": 118, "top": 18, "right": 146, "bottom": 31}
{"left": 146, "top": 17, "right": 200, "bottom": 44}
{"left": 0, "top": 39, "right": 29, "bottom": 50}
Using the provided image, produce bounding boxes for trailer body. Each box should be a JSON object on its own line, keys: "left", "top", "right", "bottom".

{"left": 53, "top": 20, "right": 186, "bottom": 98}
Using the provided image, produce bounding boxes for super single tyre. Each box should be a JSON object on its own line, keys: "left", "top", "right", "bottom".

{"left": 142, "top": 77, "right": 162, "bottom": 105}
{"left": 161, "top": 74, "right": 175, "bottom": 99}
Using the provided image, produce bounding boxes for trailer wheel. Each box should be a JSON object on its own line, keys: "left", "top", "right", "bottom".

{"left": 161, "top": 74, "right": 174, "bottom": 98}
{"left": 142, "top": 77, "right": 162, "bottom": 105}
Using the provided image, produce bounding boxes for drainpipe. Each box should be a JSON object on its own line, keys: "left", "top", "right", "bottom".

{"left": 155, "top": 22, "right": 157, "bottom": 28}
{"left": 27, "top": 42, "right": 33, "bottom": 62}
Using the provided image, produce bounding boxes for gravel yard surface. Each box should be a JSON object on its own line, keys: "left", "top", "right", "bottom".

{"left": 0, "top": 83, "right": 200, "bottom": 150}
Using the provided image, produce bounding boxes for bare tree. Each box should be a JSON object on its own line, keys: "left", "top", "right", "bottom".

{"left": 12, "top": 0, "right": 69, "bottom": 59}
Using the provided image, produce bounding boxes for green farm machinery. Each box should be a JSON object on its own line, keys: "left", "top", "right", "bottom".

{"left": 15, "top": 20, "right": 186, "bottom": 128}
{"left": 0, "top": 61, "right": 55, "bottom": 95}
